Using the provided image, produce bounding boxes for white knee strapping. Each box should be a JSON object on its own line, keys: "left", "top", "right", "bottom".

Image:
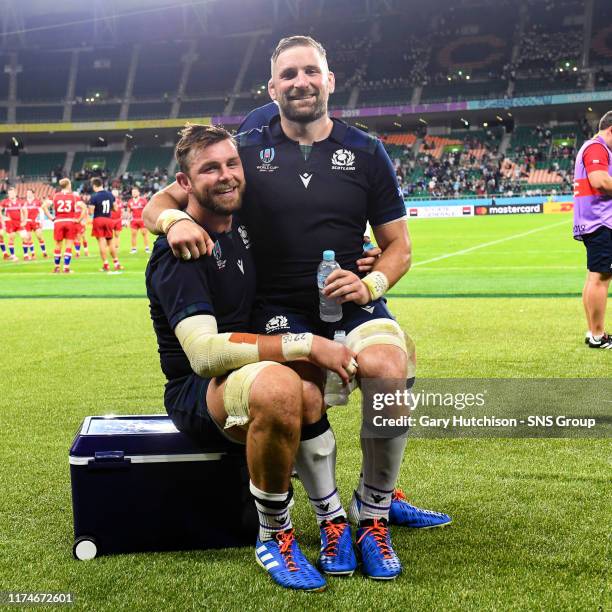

{"left": 346, "top": 318, "right": 416, "bottom": 379}
{"left": 222, "top": 361, "right": 277, "bottom": 429}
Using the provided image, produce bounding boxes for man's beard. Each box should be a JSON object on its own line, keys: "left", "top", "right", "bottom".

{"left": 193, "top": 184, "right": 244, "bottom": 216}
{"left": 279, "top": 91, "right": 327, "bottom": 124}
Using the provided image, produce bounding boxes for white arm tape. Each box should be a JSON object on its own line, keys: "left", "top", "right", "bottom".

{"left": 361, "top": 271, "right": 389, "bottom": 301}
{"left": 156, "top": 209, "right": 193, "bottom": 235}
{"left": 281, "top": 333, "right": 313, "bottom": 361}
{"left": 174, "top": 315, "right": 259, "bottom": 378}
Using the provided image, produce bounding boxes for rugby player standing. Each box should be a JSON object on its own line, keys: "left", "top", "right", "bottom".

{"left": 144, "top": 36, "right": 450, "bottom": 581}
{"left": 110, "top": 188, "right": 124, "bottom": 253}
{"left": 574, "top": 110, "right": 612, "bottom": 349}
{"left": 0, "top": 206, "right": 6, "bottom": 260}
{"left": 89, "top": 178, "right": 123, "bottom": 273}
{"left": 147, "top": 124, "right": 357, "bottom": 591}
{"left": 23, "top": 188, "right": 48, "bottom": 259}
{"left": 127, "top": 187, "right": 150, "bottom": 254}
{"left": 42, "top": 178, "right": 85, "bottom": 274}
{"left": 1, "top": 187, "right": 25, "bottom": 261}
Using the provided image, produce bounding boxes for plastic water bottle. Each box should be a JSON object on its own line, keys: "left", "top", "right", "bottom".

{"left": 324, "top": 331, "right": 349, "bottom": 406}
{"left": 363, "top": 240, "right": 376, "bottom": 252}
{"left": 318, "top": 250, "right": 342, "bottom": 322}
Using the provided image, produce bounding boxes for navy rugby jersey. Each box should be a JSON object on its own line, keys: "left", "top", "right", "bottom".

{"left": 146, "top": 216, "right": 255, "bottom": 381}
{"left": 89, "top": 189, "right": 115, "bottom": 218}
{"left": 238, "top": 102, "right": 278, "bottom": 132}
{"left": 237, "top": 115, "right": 406, "bottom": 308}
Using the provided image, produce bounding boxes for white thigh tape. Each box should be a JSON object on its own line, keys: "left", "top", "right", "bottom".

{"left": 223, "top": 361, "right": 276, "bottom": 429}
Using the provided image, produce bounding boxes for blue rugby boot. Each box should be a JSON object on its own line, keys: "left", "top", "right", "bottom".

{"left": 349, "top": 489, "right": 451, "bottom": 529}
{"left": 356, "top": 518, "right": 402, "bottom": 580}
{"left": 388, "top": 489, "right": 452, "bottom": 528}
{"left": 317, "top": 517, "right": 357, "bottom": 576}
{"left": 255, "top": 529, "right": 326, "bottom": 592}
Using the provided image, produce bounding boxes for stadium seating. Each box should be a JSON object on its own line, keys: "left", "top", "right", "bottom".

{"left": 186, "top": 37, "right": 249, "bottom": 97}
{"left": 14, "top": 182, "right": 55, "bottom": 200}
{"left": 17, "top": 153, "right": 66, "bottom": 179}
{"left": 591, "top": 0, "right": 612, "bottom": 64}
{"left": 75, "top": 48, "right": 130, "bottom": 101}
{"left": 513, "top": 76, "right": 580, "bottom": 95}
{"left": 17, "top": 50, "right": 71, "bottom": 103}
{"left": 132, "top": 42, "right": 186, "bottom": 98}
{"left": 127, "top": 147, "right": 173, "bottom": 175}
{"left": 128, "top": 102, "right": 172, "bottom": 120}
{"left": 178, "top": 99, "right": 228, "bottom": 117}
{"left": 357, "top": 87, "right": 412, "bottom": 107}
{"left": 72, "top": 152, "right": 123, "bottom": 176}
{"left": 72, "top": 104, "right": 121, "bottom": 121}
{"left": 16, "top": 106, "right": 64, "bottom": 122}
{"left": 421, "top": 80, "right": 507, "bottom": 103}
{"left": 328, "top": 90, "right": 351, "bottom": 110}
{"left": 380, "top": 133, "right": 417, "bottom": 147}
{"left": 231, "top": 96, "right": 267, "bottom": 114}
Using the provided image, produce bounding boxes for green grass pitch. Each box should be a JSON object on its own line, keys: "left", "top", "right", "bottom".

{"left": 0, "top": 214, "right": 609, "bottom": 611}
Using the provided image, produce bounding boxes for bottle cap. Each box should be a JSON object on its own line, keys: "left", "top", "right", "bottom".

{"left": 323, "top": 250, "right": 335, "bottom": 261}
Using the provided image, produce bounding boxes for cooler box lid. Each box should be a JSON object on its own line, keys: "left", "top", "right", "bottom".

{"left": 69, "top": 415, "right": 233, "bottom": 464}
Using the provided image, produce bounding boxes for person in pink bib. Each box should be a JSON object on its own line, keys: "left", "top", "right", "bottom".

{"left": 573, "top": 110, "right": 612, "bottom": 348}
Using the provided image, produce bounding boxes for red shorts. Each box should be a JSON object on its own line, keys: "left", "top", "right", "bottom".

{"left": 92, "top": 217, "right": 115, "bottom": 239}
{"left": 113, "top": 218, "right": 123, "bottom": 232}
{"left": 5, "top": 220, "right": 23, "bottom": 233}
{"left": 130, "top": 218, "right": 145, "bottom": 230}
{"left": 54, "top": 221, "right": 80, "bottom": 242}
{"left": 25, "top": 220, "right": 40, "bottom": 232}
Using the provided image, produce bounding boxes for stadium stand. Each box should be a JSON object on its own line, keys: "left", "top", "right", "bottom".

{"left": 17, "top": 153, "right": 66, "bottom": 179}
{"left": 72, "top": 151, "right": 123, "bottom": 176}
{"left": 1, "top": 0, "right": 606, "bottom": 203}
{"left": 14, "top": 182, "right": 55, "bottom": 200}
{"left": 74, "top": 48, "right": 130, "bottom": 101}
{"left": 186, "top": 37, "right": 250, "bottom": 97}
{"left": 126, "top": 147, "right": 173, "bottom": 176}
{"left": 17, "top": 50, "right": 71, "bottom": 103}
{"left": 16, "top": 106, "right": 64, "bottom": 122}
{"left": 128, "top": 102, "right": 173, "bottom": 120}
{"left": 72, "top": 103, "right": 122, "bottom": 121}
{"left": 132, "top": 42, "right": 186, "bottom": 98}
{"left": 178, "top": 99, "right": 228, "bottom": 117}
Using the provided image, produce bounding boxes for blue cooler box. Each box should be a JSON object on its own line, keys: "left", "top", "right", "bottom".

{"left": 69, "top": 415, "right": 257, "bottom": 560}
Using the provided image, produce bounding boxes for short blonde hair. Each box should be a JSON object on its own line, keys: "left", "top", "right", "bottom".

{"left": 59, "top": 178, "right": 71, "bottom": 190}
{"left": 271, "top": 35, "right": 328, "bottom": 69}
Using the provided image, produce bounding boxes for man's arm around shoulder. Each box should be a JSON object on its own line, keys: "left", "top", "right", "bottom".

{"left": 143, "top": 182, "right": 213, "bottom": 258}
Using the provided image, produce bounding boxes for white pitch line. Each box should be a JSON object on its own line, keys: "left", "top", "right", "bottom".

{"left": 412, "top": 219, "right": 569, "bottom": 268}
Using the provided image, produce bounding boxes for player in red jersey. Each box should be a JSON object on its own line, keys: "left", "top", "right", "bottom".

{"left": 110, "top": 188, "right": 124, "bottom": 253}
{"left": 73, "top": 192, "right": 90, "bottom": 258}
{"left": 1, "top": 187, "right": 25, "bottom": 261}
{"left": 41, "top": 178, "right": 86, "bottom": 273}
{"left": 23, "top": 189, "right": 48, "bottom": 259}
{"left": 127, "top": 187, "right": 150, "bottom": 254}
{"left": 0, "top": 193, "right": 8, "bottom": 260}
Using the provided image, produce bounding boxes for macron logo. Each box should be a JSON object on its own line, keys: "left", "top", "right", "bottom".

{"left": 299, "top": 172, "right": 313, "bottom": 189}
{"left": 237, "top": 259, "right": 244, "bottom": 274}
